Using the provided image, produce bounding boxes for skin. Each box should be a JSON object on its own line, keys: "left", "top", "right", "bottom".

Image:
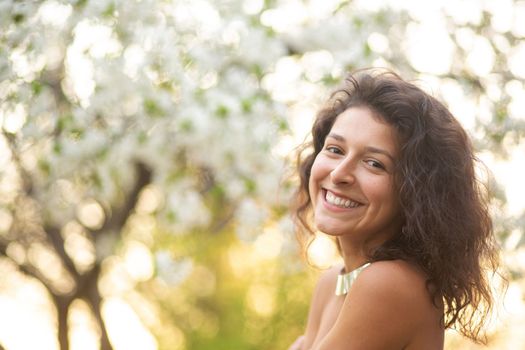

{"left": 308, "top": 106, "right": 403, "bottom": 271}
{"left": 293, "top": 107, "right": 444, "bottom": 350}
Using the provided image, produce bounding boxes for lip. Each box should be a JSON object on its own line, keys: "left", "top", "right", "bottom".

{"left": 321, "top": 188, "right": 364, "bottom": 211}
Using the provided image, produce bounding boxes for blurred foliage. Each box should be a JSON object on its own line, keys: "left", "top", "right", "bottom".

{"left": 138, "top": 228, "right": 316, "bottom": 350}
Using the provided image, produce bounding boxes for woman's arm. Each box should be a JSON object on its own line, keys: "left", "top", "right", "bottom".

{"left": 299, "top": 265, "right": 341, "bottom": 349}
{"left": 288, "top": 335, "right": 305, "bottom": 350}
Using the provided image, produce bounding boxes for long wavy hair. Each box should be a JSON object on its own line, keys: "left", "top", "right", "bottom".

{"left": 292, "top": 69, "right": 500, "bottom": 343}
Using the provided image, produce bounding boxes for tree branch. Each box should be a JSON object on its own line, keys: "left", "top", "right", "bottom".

{"left": 0, "top": 238, "right": 58, "bottom": 296}
{"left": 92, "top": 161, "right": 152, "bottom": 236}
{"left": 45, "top": 224, "right": 80, "bottom": 281}
{"left": 1, "top": 130, "right": 33, "bottom": 195}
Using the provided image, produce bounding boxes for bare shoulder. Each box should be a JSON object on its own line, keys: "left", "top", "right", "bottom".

{"left": 319, "top": 260, "right": 424, "bottom": 294}
{"left": 356, "top": 260, "right": 430, "bottom": 296}
{"left": 317, "top": 264, "right": 343, "bottom": 293}
{"left": 307, "top": 263, "right": 346, "bottom": 306}
{"left": 349, "top": 260, "right": 440, "bottom": 323}
{"left": 316, "top": 260, "right": 443, "bottom": 350}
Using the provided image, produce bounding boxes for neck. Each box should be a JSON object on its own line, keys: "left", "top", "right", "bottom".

{"left": 338, "top": 237, "right": 369, "bottom": 273}
{"left": 337, "top": 224, "right": 401, "bottom": 272}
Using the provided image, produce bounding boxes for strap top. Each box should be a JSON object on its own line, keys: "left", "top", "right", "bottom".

{"left": 335, "top": 262, "right": 371, "bottom": 296}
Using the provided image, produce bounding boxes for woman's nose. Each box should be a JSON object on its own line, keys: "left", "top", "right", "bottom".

{"left": 330, "top": 158, "right": 356, "bottom": 185}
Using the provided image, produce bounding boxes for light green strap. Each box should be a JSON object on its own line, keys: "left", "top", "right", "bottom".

{"left": 335, "top": 262, "right": 371, "bottom": 296}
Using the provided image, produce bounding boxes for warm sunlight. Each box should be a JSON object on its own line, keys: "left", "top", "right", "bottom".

{"left": 0, "top": 272, "right": 57, "bottom": 349}
{"left": 103, "top": 298, "right": 157, "bottom": 350}
{"left": 307, "top": 233, "right": 341, "bottom": 269}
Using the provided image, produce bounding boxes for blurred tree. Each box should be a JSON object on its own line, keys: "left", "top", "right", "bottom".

{"left": 1, "top": 1, "right": 289, "bottom": 349}
{"left": 0, "top": 0, "right": 524, "bottom": 349}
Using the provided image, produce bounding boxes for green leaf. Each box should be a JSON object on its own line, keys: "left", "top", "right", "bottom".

{"left": 216, "top": 105, "right": 229, "bottom": 119}
{"left": 38, "top": 159, "right": 51, "bottom": 176}
{"left": 144, "top": 99, "right": 164, "bottom": 117}
{"left": 244, "top": 178, "right": 256, "bottom": 193}
{"left": 241, "top": 99, "right": 252, "bottom": 113}
{"left": 53, "top": 142, "right": 62, "bottom": 154}
{"left": 103, "top": 2, "right": 116, "bottom": 17}
{"left": 13, "top": 13, "right": 24, "bottom": 23}
{"left": 180, "top": 120, "right": 193, "bottom": 132}
{"left": 31, "top": 81, "right": 43, "bottom": 95}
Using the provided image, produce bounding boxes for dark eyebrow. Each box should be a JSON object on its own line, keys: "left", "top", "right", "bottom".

{"left": 327, "top": 133, "right": 345, "bottom": 142}
{"left": 326, "top": 133, "right": 395, "bottom": 162}
{"left": 364, "top": 146, "right": 395, "bottom": 162}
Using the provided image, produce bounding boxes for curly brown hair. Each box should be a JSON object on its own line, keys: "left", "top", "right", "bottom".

{"left": 292, "top": 69, "right": 500, "bottom": 343}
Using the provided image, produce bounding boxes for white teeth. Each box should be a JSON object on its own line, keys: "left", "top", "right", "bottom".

{"left": 325, "top": 191, "right": 360, "bottom": 209}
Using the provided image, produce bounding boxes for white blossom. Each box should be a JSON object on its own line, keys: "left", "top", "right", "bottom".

{"left": 235, "top": 198, "right": 269, "bottom": 243}
{"left": 2, "top": 0, "right": 490, "bottom": 250}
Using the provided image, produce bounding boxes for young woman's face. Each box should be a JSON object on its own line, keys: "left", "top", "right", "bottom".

{"left": 308, "top": 106, "right": 402, "bottom": 243}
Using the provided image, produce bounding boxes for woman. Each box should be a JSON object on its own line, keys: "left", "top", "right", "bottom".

{"left": 290, "top": 70, "right": 500, "bottom": 349}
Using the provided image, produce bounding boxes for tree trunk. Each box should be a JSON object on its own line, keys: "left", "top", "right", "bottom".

{"left": 84, "top": 265, "right": 113, "bottom": 350}
{"left": 53, "top": 295, "right": 72, "bottom": 350}
{"left": 88, "top": 290, "right": 113, "bottom": 350}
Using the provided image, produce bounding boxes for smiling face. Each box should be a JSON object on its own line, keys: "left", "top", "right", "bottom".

{"left": 308, "top": 106, "right": 402, "bottom": 246}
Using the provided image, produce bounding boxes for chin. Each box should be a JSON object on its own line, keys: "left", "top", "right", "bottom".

{"left": 314, "top": 221, "right": 348, "bottom": 236}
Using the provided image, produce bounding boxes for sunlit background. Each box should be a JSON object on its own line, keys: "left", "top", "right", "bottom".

{"left": 1, "top": 0, "right": 524, "bottom": 349}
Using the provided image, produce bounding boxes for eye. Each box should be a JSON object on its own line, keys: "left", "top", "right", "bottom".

{"left": 365, "top": 159, "right": 385, "bottom": 169}
{"left": 325, "top": 146, "right": 343, "bottom": 155}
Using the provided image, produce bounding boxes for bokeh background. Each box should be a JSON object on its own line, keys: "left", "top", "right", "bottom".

{"left": 1, "top": 0, "right": 524, "bottom": 349}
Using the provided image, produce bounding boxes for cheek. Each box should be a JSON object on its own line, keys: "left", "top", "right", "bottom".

{"left": 367, "top": 178, "right": 397, "bottom": 205}
{"left": 308, "top": 156, "right": 323, "bottom": 199}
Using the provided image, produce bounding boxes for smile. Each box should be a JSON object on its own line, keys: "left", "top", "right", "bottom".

{"left": 325, "top": 190, "right": 362, "bottom": 209}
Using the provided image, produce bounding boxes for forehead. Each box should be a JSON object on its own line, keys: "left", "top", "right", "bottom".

{"left": 329, "top": 107, "right": 399, "bottom": 155}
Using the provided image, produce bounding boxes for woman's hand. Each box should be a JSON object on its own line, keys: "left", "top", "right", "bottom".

{"left": 288, "top": 335, "right": 305, "bottom": 350}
